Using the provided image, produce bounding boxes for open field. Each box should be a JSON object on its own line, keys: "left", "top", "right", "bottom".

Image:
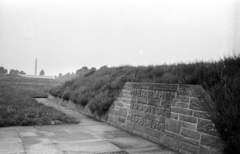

{"left": 0, "top": 75, "right": 64, "bottom": 98}
{"left": 0, "top": 76, "right": 77, "bottom": 127}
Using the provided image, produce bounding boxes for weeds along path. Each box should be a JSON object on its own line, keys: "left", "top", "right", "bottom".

{"left": 36, "top": 98, "right": 83, "bottom": 123}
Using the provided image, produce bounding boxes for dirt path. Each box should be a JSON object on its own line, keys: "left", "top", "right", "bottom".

{"left": 36, "top": 98, "right": 83, "bottom": 122}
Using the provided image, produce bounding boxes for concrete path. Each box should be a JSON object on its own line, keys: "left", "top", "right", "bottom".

{"left": 0, "top": 98, "right": 178, "bottom": 154}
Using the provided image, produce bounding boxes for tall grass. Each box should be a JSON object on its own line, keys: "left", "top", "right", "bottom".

{"left": 0, "top": 80, "right": 77, "bottom": 127}
{"left": 50, "top": 55, "right": 240, "bottom": 154}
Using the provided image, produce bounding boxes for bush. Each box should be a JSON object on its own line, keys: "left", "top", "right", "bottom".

{"left": 50, "top": 55, "right": 240, "bottom": 153}
{"left": 208, "top": 56, "right": 240, "bottom": 154}
{"left": 62, "top": 90, "right": 70, "bottom": 101}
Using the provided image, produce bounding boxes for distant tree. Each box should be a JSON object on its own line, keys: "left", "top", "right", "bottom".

{"left": 58, "top": 73, "right": 62, "bottom": 79}
{"left": 100, "top": 65, "right": 107, "bottom": 69}
{"left": 55, "top": 75, "right": 58, "bottom": 79}
{"left": 71, "top": 72, "right": 75, "bottom": 79}
{"left": 90, "top": 67, "right": 96, "bottom": 71}
{"left": 82, "top": 66, "right": 88, "bottom": 71}
{"left": 65, "top": 72, "right": 71, "bottom": 80}
{"left": 19, "top": 71, "right": 26, "bottom": 75}
{"left": 40, "top": 70, "right": 45, "bottom": 75}
{"left": 0, "top": 67, "right": 5, "bottom": 74}
{"left": 76, "top": 66, "right": 89, "bottom": 76}
{"left": 9, "top": 69, "right": 19, "bottom": 75}
{"left": 4, "top": 68, "right": 8, "bottom": 74}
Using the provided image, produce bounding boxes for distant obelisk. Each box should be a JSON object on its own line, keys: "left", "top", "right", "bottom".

{"left": 34, "top": 58, "right": 37, "bottom": 75}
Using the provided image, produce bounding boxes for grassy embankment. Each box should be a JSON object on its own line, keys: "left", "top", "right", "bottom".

{"left": 50, "top": 55, "right": 240, "bottom": 154}
{"left": 0, "top": 76, "right": 77, "bottom": 127}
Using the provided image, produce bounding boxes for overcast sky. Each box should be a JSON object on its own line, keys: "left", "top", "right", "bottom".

{"left": 0, "top": 0, "right": 236, "bottom": 76}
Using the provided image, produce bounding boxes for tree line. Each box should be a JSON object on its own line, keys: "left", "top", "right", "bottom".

{"left": 0, "top": 66, "right": 26, "bottom": 75}
{"left": 56, "top": 66, "right": 96, "bottom": 81}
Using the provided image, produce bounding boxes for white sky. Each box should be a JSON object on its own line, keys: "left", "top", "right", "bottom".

{"left": 0, "top": 0, "right": 236, "bottom": 76}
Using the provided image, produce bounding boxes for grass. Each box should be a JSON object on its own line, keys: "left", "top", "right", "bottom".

{"left": 50, "top": 55, "right": 240, "bottom": 154}
{"left": 0, "top": 77, "right": 77, "bottom": 127}
{"left": 0, "top": 76, "right": 63, "bottom": 98}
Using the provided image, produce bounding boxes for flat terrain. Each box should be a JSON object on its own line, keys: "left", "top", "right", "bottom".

{"left": 0, "top": 76, "right": 77, "bottom": 127}
{"left": 0, "top": 75, "right": 64, "bottom": 98}
{"left": 0, "top": 98, "right": 178, "bottom": 154}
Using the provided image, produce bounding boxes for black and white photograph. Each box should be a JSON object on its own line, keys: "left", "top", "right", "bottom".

{"left": 0, "top": 0, "right": 239, "bottom": 154}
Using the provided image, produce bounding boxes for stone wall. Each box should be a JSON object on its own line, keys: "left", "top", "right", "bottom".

{"left": 105, "top": 82, "right": 224, "bottom": 154}
{"left": 48, "top": 82, "right": 225, "bottom": 154}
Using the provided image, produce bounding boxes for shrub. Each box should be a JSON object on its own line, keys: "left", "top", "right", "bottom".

{"left": 208, "top": 56, "right": 240, "bottom": 154}
{"left": 49, "top": 55, "right": 240, "bottom": 153}
{"left": 62, "top": 90, "right": 70, "bottom": 101}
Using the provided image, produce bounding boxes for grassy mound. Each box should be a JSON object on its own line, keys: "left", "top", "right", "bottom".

{"left": 0, "top": 82, "right": 77, "bottom": 127}
{"left": 50, "top": 55, "right": 240, "bottom": 154}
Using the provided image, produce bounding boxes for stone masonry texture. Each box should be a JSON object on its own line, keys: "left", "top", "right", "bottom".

{"left": 104, "top": 82, "right": 225, "bottom": 154}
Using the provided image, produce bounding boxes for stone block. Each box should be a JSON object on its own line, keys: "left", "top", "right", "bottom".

{"left": 189, "top": 98, "right": 201, "bottom": 110}
{"left": 108, "top": 109, "right": 118, "bottom": 116}
{"left": 156, "top": 123, "right": 165, "bottom": 132}
{"left": 145, "top": 112, "right": 155, "bottom": 120}
{"left": 177, "top": 135, "right": 200, "bottom": 146}
{"left": 172, "top": 107, "right": 193, "bottom": 116}
{"left": 110, "top": 104, "right": 115, "bottom": 109}
{"left": 126, "top": 113, "right": 132, "bottom": 121}
{"left": 121, "top": 98, "right": 131, "bottom": 104}
{"left": 182, "top": 122, "right": 197, "bottom": 130}
{"left": 137, "top": 103, "right": 143, "bottom": 111}
{"left": 125, "top": 125, "right": 133, "bottom": 133}
{"left": 156, "top": 115, "right": 166, "bottom": 123}
{"left": 123, "top": 94, "right": 132, "bottom": 99}
{"left": 163, "top": 136, "right": 179, "bottom": 151}
{"left": 179, "top": 148, "right": 192, "bottom": 154}
{"left": 115, "top": 101, "right": 124, "bottom": 107}
{"left": 137, "top": 110, "right": 145, "bottom": 117}
{"left": 179, "top": 141, "right": 199, "bottom": 154}
{"left": 132, "top": 96, "right": 138, "bottom": 101}
{"left": 178, "top": 85, "right": 190, "bottom": 95}
{"left": 176, "top": 95, "right": 190, "bottom": 103}
{"left": 125, "top": 120, "right": 133, "bottom": 127}
{"left": 197, "top": 119, "right": 218, "bottom": 136}
{"left": 181, "top": 128, "right": 200, "bottom": 140}
{"left": 200, "top": 134, "right": 225, "bottom": 150}
{"left": 147, "top": 105, "right": 156, "bottom": 114}
{"left": 138, "top": 97, "right": 148, "bottom": 104}
{"left": 148, "top": 98, "right": 160, "bottom": 106}
{"left": 148, "top": 136, "right": 163, "bottom": 144}
{"left": 154, "top": 106, "right": 165, "bottom": 116}
{"left": 193, "top": 111, "right": 210, "bottom": 120}
{"left": 171, "top": 112, "right": 179, "bottom": 120}
{"left": 123, "top": 89, "right": 131, "bottom": 95}
{"left": 115, "top": 106, "right": 120, "bottom": 111}
{"left": 118, "top": 117, "right": 125, "bottom": 123}
{"left": 199, "top": 146, "right": 210, "bottom": 154}
{"left": 118, "top": 108, "right": 128, "bottom": 118}
{"left": 165, "top": 131, "right": 199, "bottom": 146}
{"left": 172, "top": 102, "right": 189, "bottom": 108}
{"left": 165, "top": 118, "right": 181, "bottom": 134}
{"left": 161, "top": 101, "right": 171, "bottom": 108}
{"left": 153, "top": 130, "right": 165, "bottom": 140}
{"left": 164, "top": 108, "right": 171, "bottom": 118}
{"left": 210, "top": 149, "right": 223, "bottom": 154}
{"left": 179, "top": 115, "right": 197, "bottom": 124}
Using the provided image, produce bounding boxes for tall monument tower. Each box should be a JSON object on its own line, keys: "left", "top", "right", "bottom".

{"left": 34, "top": 58, "right": 37, "bottom": 75}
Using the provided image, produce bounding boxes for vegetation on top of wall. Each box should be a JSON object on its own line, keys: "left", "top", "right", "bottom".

{"left": 49, "top": 55, "right": 240, "bottom": 154}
